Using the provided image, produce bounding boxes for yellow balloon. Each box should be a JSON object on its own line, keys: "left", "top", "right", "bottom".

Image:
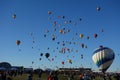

{"left": 68, "top": 59, "right": 72, "bottom": 64}
{"left": 80, "top": 34, "right": 83, "bottom": 38}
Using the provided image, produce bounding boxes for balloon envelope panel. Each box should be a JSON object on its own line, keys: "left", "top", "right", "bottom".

{"left": 92, "top": 47, "right": 115, "bottom": 72}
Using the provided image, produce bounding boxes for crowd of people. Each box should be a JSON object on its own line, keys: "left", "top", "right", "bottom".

{"left": 0, "top": 70, "right": 23, "bottom": 80}
{"left": 0, "top": 69, "right": 120, "bottom": 80}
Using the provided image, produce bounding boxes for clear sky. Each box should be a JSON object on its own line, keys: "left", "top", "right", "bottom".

{"left": 0, "top": 0, "right": 120, "bottom": 72}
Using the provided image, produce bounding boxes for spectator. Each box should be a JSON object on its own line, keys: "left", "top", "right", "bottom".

{"left": 47, "top": 72, "right": 53, "bottom": 80}
{"left": 27, "top": 74, "right": 33, "bottom": 80}
{"left": 53, "top": 71, "right": 58, "bottom": 80}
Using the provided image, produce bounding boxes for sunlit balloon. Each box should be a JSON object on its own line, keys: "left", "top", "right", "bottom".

{"left": 59, "top": 30, "right": 63, "bottom": 33}
{"left": 80, "top": 34, "right": 83, "bottom": 38}
{"left": 97, "top": 6, "right": 101, "bottom": 11}
{"left": 68, "top": 59, "right": 72, "bottom": 64}
{"left": 92, "top": 46, "right": 115, "bottom": 73}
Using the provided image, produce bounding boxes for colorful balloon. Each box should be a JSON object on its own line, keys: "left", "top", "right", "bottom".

{"left": 92, "top": 46, "right": 115, "bottom": 72}
{"left": 59, "top": 30, "right": 63, "bottom": 33}
{"left": 68, "top": 59, "right": 72, "bottom": 64}
{"left": 80, "top": 34, "right": 83, "bottom": 38}
{"left": 62, "top": 61, "right": 64, "bottom": 65}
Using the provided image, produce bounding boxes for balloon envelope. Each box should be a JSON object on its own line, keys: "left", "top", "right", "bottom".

{"left": 45, "top": 53, "right": 50, "bottom": 58}
{"left": 80, "top": 34, "right": 83, "bottom": 38}
{"left": 92, "top": 47, "right": 115, "bottom": 72}
{"left": 16, "top": 40, "right": 21, "bottom": 45}
{"left": 12, "top": 14, "right": 16, "bottom": 19}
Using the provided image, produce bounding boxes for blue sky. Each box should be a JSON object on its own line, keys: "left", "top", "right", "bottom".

{"left": 0, "top": 0, "right": 120, "bottom": 72}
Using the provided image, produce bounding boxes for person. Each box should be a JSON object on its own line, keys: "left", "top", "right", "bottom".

{"left": 38, "top": 70, "right": 42, "bottom": 80}
{"left": 79, "top": 73, "right": 83, "bottom": 80}
{"left": 82, "top": 73, "right": 88, "bottom": 80}
{"left": 1, "top": 71, "right": 6, "bottom": 80}
{"left": 7, "top": 77, "right": 12, "bottom": 80}
{"left": 27, "top": 74, "right": 32, "bottom": 80}
{"left": 47, "top": 72, "right": 53, "bottom": 80}
{"left": 53, "top": 71, "right": 58, "bottom": 80}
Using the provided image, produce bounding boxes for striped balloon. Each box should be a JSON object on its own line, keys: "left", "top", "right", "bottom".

{"left": 92, "top": 46, "right": 115, "bottom": 72}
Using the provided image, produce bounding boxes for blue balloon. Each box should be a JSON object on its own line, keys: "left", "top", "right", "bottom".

{"left": 92, "top": 46, "right": 115, "bottom": 72}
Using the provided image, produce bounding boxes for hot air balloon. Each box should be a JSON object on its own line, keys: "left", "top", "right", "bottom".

{"left": 59, "top": 30, "right": 63, "bottom": 33}
{"left": 94, "top": 34, "right": 98, "bottom": 38}
{"left": 40, "top": 53, "right": 43, "bottom": 56}
{"left": 48, "top": 11, "right": 52, "bottom": 15}
{"left": 87, "top": 36, "right": 90, "bottom": 40}
{"left": 39, "top": 58, "right": 42, "bottom": 61}
{"left": 45, "top": 53, "right": 50, "bottom": 58}
{"left": 68, "top": 59, "right": 72, "bottom": 64}
{"left": 80, "top": 34, "right": 83, "bottom": 38}
{"left": 52, "top": 35, "right": 56, "bottom": 41}
{"left": 62, "top": 16, "right": 65, "bottom": 19}
{"left": 81, "top": 54, "right": 83, "bottom": 59}
{"left": 62, "top": 61, "right": 64, "bottom": 65}
{"left": 16, "top": 40, "right": 21, "bottom": 45}
{"left": 97, "top": 6, "right": 101, "bottom": 11}
{"left": 12, "top": 14, "right": 16, "bottom": 19}
{"left": 53, "top": 21, "right": 56, "bottom": 26}
{"left": 79, "top": 18, "right": 82, "bottom": 21}
{"left": 32, "top": 61, "right": 34, "bottom": 64}
{"left": 44, "top": 34, "right": 46, "bottom": 37}
{"left": 81, "top": 43, "right": 84, "bottom": 48}
{"left": 92, "top": 46, "right": 115, "bottom": 73}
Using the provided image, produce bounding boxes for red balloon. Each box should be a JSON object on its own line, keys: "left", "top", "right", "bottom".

{"left": 62, "top": 61, "right": 64, "bottom": 65}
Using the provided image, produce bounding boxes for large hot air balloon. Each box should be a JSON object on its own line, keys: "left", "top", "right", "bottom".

{"left": 92, "top": 46, "right": 115, "bottom": 73}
